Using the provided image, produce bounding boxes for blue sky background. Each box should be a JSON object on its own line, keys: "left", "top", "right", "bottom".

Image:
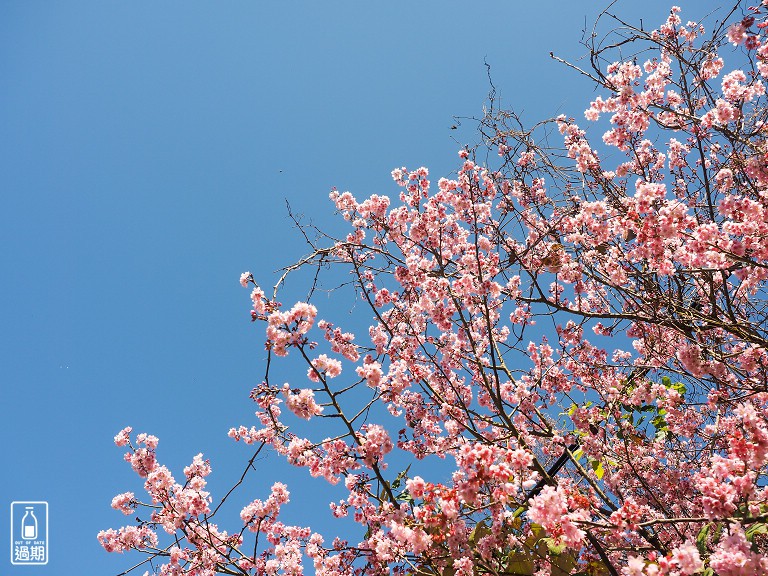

{"left": 0, "top": 1, "right": 726, "bottom": 573}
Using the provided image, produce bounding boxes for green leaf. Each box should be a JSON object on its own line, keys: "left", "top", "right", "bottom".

{"left": 469, "top": 521, "right": 490, "bottom": 547}
{"left": 712, "top": 522, "right": 724, "bottom": 543}
{"left": 396, "top": 491, "right": 414, "bottom": 504}
{"left": 661, "top": 376, "right": 672, "bottom": 387}
{"left": 585, "top": 560, "right": 612, "bottom": 575}
{"left": 672, "top": 382, "right": 687, "bottom": 396}
{"left": 591, "top": 459, "right": 605, "bottom": 479}
{"left": 524, "top": 523, "right": 548, "bottom": 555}
{"left": 525, "top": 523, "right": 546, "bottom": 546}
{"left": 542, "top": 537, "right": 567, "bottom": 555}
{"left": 505, "top": 551, "right": 534, "bottom": 575}
{"left": 550, "top": 550, "right": 577, "bottom": 576}
{"left": 696, "top": 522, "right": 711, "bottom": 555}
{"left": 390, "top": 465, "right": 411, "bottom": 491}
{"left": 379, "top": 480, "right": 390, "bottom": 501}
{"left": 746, "top": 522, "right": 767, "bottom": 541}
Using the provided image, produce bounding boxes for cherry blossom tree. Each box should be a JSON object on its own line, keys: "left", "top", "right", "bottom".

{"left": 100, "top": 2, "right": 768, "bottom": 575}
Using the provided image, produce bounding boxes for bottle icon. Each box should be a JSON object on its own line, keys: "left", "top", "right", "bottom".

{"left": 21, "top": 507, "right": 37, "bottom": 540}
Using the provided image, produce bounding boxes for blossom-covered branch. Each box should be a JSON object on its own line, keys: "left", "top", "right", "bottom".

{"left": 101, "top": 2, "right": 768, "bottom": 575}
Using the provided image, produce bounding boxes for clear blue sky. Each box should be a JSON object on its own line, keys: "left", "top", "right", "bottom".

{"left": 0, "top": 1, "right": 725, "bottom": 573}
